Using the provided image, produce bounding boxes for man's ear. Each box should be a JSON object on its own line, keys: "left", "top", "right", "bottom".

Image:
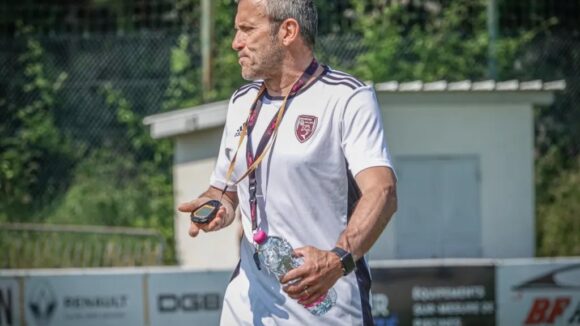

{"left": 278, "top": 18, "right": 300, "bottom": 46}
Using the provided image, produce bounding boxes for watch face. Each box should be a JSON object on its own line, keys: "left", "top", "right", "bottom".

{"left": 332, "top": 247, "right": 356, "bottom": 275}
{"left": 343, "top": 253, "right": 356, "bottom": 274}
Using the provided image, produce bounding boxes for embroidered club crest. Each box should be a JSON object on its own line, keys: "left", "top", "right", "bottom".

{"left": 295, "top": 115, "right": 318, "bottom": 143}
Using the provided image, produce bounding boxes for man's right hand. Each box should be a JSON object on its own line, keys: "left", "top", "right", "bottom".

{"left": 177, "top": 197, "right": 234, "bottom": 237}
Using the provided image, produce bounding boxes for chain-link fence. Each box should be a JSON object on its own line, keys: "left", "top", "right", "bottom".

{"left": 0, "top": 0, "right": 578, "bottom": 267}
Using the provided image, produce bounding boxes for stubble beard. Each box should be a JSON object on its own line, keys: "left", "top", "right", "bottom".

{"left": 240, "top": 37, "right": 284, "bottom": 81}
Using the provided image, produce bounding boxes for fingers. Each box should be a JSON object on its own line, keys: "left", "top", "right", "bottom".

{"left": 281, "top": 246, "right": 342, "bottom": 306}
{"left": 292, "top": 247, "right": 306, "bottom": 258}
{"left": 279, "top": 246, "right": 312, "bottom": 283}
{"left": 177, "top": 202, "right": 197, "bottom": 213}
{"left": 201, "top": 207, "right": 227, "bottom": 232}
{"left": 280, "top": 266, "right": 298, "bottom": 284}
{"left": 299, "top": 287, "right": 327, "bottom": 307}
{"left": 281, "top": 260, "right": 313, "bottom": 300}
{"left": 178, "top": 198, "right": 204, "bottom": 213}
{"left": 188, "top": 206, "right": 227, "bottom": 237}
{"left": 188, "top": 222, "right": 200, "bottom": 237}
{"left": 284, "top": 280, "right": 326, "bottom": 306}
{"left": 283, "top": 275, "right": 313, "bottom": 298}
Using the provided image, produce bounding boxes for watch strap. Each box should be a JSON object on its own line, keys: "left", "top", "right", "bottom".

{"left": 331, "top": 247, "right": 356, "bottom": 276}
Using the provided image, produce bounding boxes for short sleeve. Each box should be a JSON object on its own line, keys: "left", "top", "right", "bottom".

{"left": 341, "top": 86, "right": 395, "bottom": 177}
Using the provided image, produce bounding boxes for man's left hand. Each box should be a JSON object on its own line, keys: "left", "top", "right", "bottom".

{"left": 280, "top": 246, "right": 343, "bottom": 306}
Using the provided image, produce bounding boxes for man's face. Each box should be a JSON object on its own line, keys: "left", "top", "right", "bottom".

{"left": 232, "top": 0, "right": 284, "bottom": 81}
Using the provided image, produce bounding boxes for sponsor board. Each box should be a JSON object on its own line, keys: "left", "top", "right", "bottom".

{"left": 0, "top": 278, "right": 19, "bottom": 326}
{"left": 371, "top": 265, "right": 495, "bottom": 326}
{"left": 497, "top": 260, "right": 580, "bottom": 325}
{"left": 24, "top": 274, "right": 144, "bottom": 326}
{"left": 147, "top": 270, "right": 230, "bottom": 325}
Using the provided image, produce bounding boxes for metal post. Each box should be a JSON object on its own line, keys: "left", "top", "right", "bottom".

{"left": 201, "top": 0, "right": 214, "bottom": 101}
{"left": 487, "top": 0, "right": 499, "bottom": 80}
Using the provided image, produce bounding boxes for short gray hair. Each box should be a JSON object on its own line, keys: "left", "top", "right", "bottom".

{"left": 238, "top": 0, "right": 318, "bottom": 49}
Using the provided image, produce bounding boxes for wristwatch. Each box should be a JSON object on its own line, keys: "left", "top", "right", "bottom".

{"left": 331, "top": 247, "right": 356, "bottom": 276}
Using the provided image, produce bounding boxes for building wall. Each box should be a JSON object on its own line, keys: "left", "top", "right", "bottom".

{"left": 376, "top": 93, "right": 535, "bottom": 259}
{"left": 173, "top": 127, "right": 241, "bottom": 269}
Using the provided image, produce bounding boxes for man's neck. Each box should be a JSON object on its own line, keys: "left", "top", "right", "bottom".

{"left": 264, "top": 54, "right": 315, "bottom": 97}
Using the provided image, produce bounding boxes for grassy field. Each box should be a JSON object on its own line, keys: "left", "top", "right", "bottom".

{"left": 0, "top": 223, "right": 165, "bottom": 268}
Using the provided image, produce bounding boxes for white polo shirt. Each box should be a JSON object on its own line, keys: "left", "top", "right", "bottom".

{"left": 210, "top": 66, "right": 394, "bottom": 325}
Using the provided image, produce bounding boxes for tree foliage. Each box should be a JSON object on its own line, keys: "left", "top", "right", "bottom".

{"left": 537, "top": 157, "right": 580, "bottom": 256}
{"left": 351, "top": 0, "right": 536, "bottom": 82}
{"left": 39, "top": 83, "right": 176, "bottom": 263}
{"left": 0, "top": 24, "right": 77, "bottom": 222}
{"left": 0, "top": 24, "right": 176, "bottom": 264}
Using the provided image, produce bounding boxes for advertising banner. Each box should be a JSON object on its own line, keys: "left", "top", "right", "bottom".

{"left": 147, "top": 270, "right": 231, "bottom": 325}
{"left": 497, "top": 259, "right": 580, "bottom": 326}
{"left": 371, "top": 264, "right": 495, "bottom": 326}
{"left": 0, "top": 277, "right": 19, "bottom": 326}
{"left": 23, "top": 273, "right": 144, "bottom": 326}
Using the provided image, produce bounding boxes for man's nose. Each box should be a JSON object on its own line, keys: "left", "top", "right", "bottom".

{"left": 232, "top": 31, "right": 244, "bottom": 51}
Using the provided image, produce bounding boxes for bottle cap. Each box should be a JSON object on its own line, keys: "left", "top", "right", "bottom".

{"left": 253, "top": 229, "right": 267, "bottom": 244}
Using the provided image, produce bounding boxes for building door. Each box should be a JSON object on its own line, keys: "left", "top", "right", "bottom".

{"left": 394, "top": 155, "right": 482, "bottom": 259}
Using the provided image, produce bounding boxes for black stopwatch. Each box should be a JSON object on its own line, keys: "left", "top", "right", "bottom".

{"left": 190, "top": 200, "right": 222, "bottom": 224}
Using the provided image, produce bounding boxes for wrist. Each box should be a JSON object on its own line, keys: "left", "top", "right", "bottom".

{"left": 220, "top": 199, "right": 236, "bottom": 226}
{"left": 330, "top": 246, "right": 357, "bottom": 276}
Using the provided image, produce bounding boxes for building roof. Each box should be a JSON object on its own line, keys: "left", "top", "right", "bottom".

{"left": 143, "top": 80, "right": 565, "bottom": 139}
{"left": 373, "top": 79, "right": 566, "bottom": 92}
{"left": 143, "top": 100, "right": 229, "bottom": 139}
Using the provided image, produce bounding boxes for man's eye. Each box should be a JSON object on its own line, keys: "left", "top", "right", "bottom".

{"left": 239, "top": 26, "right": 252, "bottom": 32}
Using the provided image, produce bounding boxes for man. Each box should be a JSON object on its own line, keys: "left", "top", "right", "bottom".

{"left": 178, "top": 0, "right": 397, "bottom": 324}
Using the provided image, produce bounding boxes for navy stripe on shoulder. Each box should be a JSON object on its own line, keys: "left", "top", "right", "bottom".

{"left": 327, "top": 68, "right": 361, "bottom": 79}
{"left": 326, "top": 72, "right": 365, "bottom": 87}
{"left": 320, "top": 76, "right": 358, "bottom": 90}
{"left": 232, "top": 83, "right": 260, "bottom": 103}
{"left": 234, "top": 81, "right": 260, "bottom": 94}
{"left": 326, "top": 69, "right": 365, "bottom": 86}
{"left": 324, "top": 73, "right": 365, "bottom": 88}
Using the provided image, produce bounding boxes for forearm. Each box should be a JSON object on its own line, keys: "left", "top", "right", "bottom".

{"left": 336, "top": 172, "right": 397, "bottom": 261}
{"left": 282, "top": 167, "right": 396, "bottom": 303}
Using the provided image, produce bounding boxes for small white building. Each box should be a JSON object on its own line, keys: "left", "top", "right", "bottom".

{"left": 144, "top": 80, "right": 564, "bottom": 269}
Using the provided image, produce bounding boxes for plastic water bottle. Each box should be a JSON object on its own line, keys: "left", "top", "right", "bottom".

{"left": 254, "top": 232, "right": 336, "bottom": 315}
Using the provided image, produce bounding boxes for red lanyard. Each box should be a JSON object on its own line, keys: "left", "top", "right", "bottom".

{"left": 245, "top": 59, "right": 319, "bottom": 235}
{"left": 219, "top": 59, "right": 319, "bottom": 239}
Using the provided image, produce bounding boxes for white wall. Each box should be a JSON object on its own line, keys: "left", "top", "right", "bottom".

{"left": 173, "top": 128, "right": 241, "bottom": 269}
{"left": 376, "top": 92, "right": 541, "bottom": 259}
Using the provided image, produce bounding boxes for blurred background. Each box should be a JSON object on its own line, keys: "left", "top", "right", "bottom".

{"left": 1, "top": 1, "right": 579, "bottom": 325}
{"left": 2, "top": 0, "right": 578, "bottom": 269}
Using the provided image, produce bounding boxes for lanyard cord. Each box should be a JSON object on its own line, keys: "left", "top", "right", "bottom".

{"left": 219, "top": 59, "right": 319, "bottom": 232}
